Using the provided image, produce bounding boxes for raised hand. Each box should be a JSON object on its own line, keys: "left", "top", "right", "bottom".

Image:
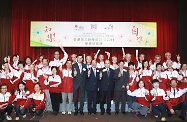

{"left": 60, "top": 45, "right": 65, "bottom": 52}
{"left": 17, "top": 55, "right": 19, "bottom": 60}
{"left": 4, "top": 57, "right": 7, "bottom": 62}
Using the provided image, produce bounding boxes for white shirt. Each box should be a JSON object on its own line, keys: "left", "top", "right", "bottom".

{"left": 49, "top": 52, "right": 68, "bottom": 67}
{"left": 97, "top": 61, "right": 104, "bottom": 68}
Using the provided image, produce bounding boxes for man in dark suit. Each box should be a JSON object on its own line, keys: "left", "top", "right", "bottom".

{"left": 99, "top": 59, "right": 114, "bottom": 115}
{"left": 72, "top": 54, "right": 87, "bottom": 115}
{"left": 114, "top": 60, "right": 129, "bottom": 115}
{"left": 86, "top": 60, "right": 99, "bottom": 115}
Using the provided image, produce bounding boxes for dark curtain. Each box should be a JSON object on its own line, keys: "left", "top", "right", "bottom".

{"left": 10, "top": 0, "right": 178, "bottom": 63}
{"left": 178, "top": 0, "right": 187, "bottom": 63}
{"left": 0, "top": 0, "right": 11, "bottom": 66}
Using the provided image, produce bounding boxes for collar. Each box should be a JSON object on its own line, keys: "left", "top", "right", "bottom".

{"left": 54, "top": 58, "right": 60, "bottom": 61}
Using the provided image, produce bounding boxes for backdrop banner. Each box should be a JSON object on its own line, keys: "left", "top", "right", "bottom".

{"left": 30, "top": 22, "right": 157, "bottom": 47}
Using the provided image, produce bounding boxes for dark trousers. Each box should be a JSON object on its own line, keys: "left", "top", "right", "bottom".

{"left": 73, "top": 87, "right": 85, "bottom": 112}
{"left": 50, "top": 92, "right": 61, "bottom": 113}
{"left": 152, "top": 103, "right": 167, "bottom": 117}
{"left": 127, "top": 95, "right": 136, "bottom": 109}
{"left": 87, "top": 90, "right": 97, "bottom": 113}
{"left": 0, "top": 105, "right": 13, "bottom": 121}
{"left": 15, "top": 105, "right": 27, "bottom": 117}
{"left": 168, "top": 102, "right": 187, "bottom": 118}
{"left": 100, "top": 91, "right": 112, "bottom": 113}
{"left": 115, "top": 91, "right": 127, "bottom": 112}
{"left": 29, "top": 104, "right": 44, "bottom": 116}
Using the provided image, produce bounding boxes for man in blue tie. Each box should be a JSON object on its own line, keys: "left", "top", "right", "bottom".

{"left": 99, "top": 59, "right": 114, "bottom": 115}
{"left": 86, "top": 60, "right": 99, "bottom": 115}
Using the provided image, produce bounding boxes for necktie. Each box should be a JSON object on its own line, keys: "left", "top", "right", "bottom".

{"left": 93, "top": 68, "right": 96, "bottom": 77}
{"left": 107, "top": 68, "right": 110, "bottom": 77}
{"left": 173, "top": 88, "right": 176, "bottom": 97}
{"left": 79, "top": 65, "right": 82, "bottom": 73}
{"left": 121, "top": 68, "right": 123, "bottom": 76}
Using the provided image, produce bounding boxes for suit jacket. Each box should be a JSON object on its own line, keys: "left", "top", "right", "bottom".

{"left": 86, "top": 67, "right": 99, "bottom": 91}
{"left": 72, "top": 63, "right": 87, "bottom": 90}
{"left": 114, "top": 68, "right": 129, "bottom": 91}
{"left": 99, "top": 67, "right": 114, "bottom": 92}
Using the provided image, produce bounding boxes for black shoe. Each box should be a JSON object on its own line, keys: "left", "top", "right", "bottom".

{"left": 168, "top": 113, "right": 172, "bottom": 117}
{"left": 100, "top": 112, "right": 104, "bottom": 115}
{"left": 53, "top": 111, "right": 58, "bottom": 115}
{"left": 179, "top": 115, "right": 185, "bottom": 120}
{"left": 80, "top": 111, "right": 84, "bottom": 115}
{"left": 74, "top": 111, "right": 78, "bottom": 116}
{"left": 115, "top": 111, "right": 119, "bottom": 115}
{"left": 107, "top": 112, "right": 111, "bottom": 115}
{"left": 122, "top": 111, "right": 126, "bottom": 115}
{"left": 88, "top": 112, "right": 91, "bottom": 115}
{"left": 94, "top": 112, "right": 98, "bottom": 115}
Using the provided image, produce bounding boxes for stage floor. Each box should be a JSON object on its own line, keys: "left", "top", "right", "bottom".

{"left": 34, "top": 112, "right": 184, "bottom": 122}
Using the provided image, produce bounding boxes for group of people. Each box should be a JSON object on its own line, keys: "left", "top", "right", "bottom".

{"left": 0, "top": 46, "right": 187, "bottom": 122}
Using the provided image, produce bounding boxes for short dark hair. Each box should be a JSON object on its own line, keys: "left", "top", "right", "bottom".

{"left": 24, "top": 56, "right": 32, "bottom": 63}
{"left": 42, "top": 58, "right": 49, "bottom": 62}
{"left": 54, "top": 51, "right": 59, "bottom": 54}
{"left": 156, "top": 63, "right": 162, "bottom": 67}
{"left": 142, "top": 60, "right": 148, "bottom": 69}
{"left": 152, "top": 79, "right": 159, "bottom": 84}
{"left": 34, "top": 83, "right": 41, "bottom": 87}
{"left": 18, "top": 61, "right": 25, "bottom": 67}
{"left": 137, "top": 80, "right": 145, "bottom": 88}
{"left": 39, "top": 54, "right": 44, "bottom": 58}
{"left": 76, "top": 54, "right": 83, "bottom": 58}
{"left": 17, "top": 82, "right": 27, "bottom": 93}
{"left": 13, "top": 54, "right": 18, "bottom": 57}
{"left": 3, "top": 61, "right": 8, "bottom": 65}
{"left": 118, "top": 60, "right": 124, "bottom": 64}
{"left": 128, "top": 62, "right": 134, "bottom": 67}
{"left": 0, "top": 84, "right": 8, "bottom": 89}
{"left": 170, "top": 78, "right": 177, "bottom": 84}
{"left": 51, "top": 66, "right": 58, "bottom": 71}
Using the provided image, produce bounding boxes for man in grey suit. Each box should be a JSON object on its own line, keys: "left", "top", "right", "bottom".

{"left": 72, "top": 54, "right": 87, "bottom": 115}
{"left": 114, "top": 60, "right": 129, "bottom": 115}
